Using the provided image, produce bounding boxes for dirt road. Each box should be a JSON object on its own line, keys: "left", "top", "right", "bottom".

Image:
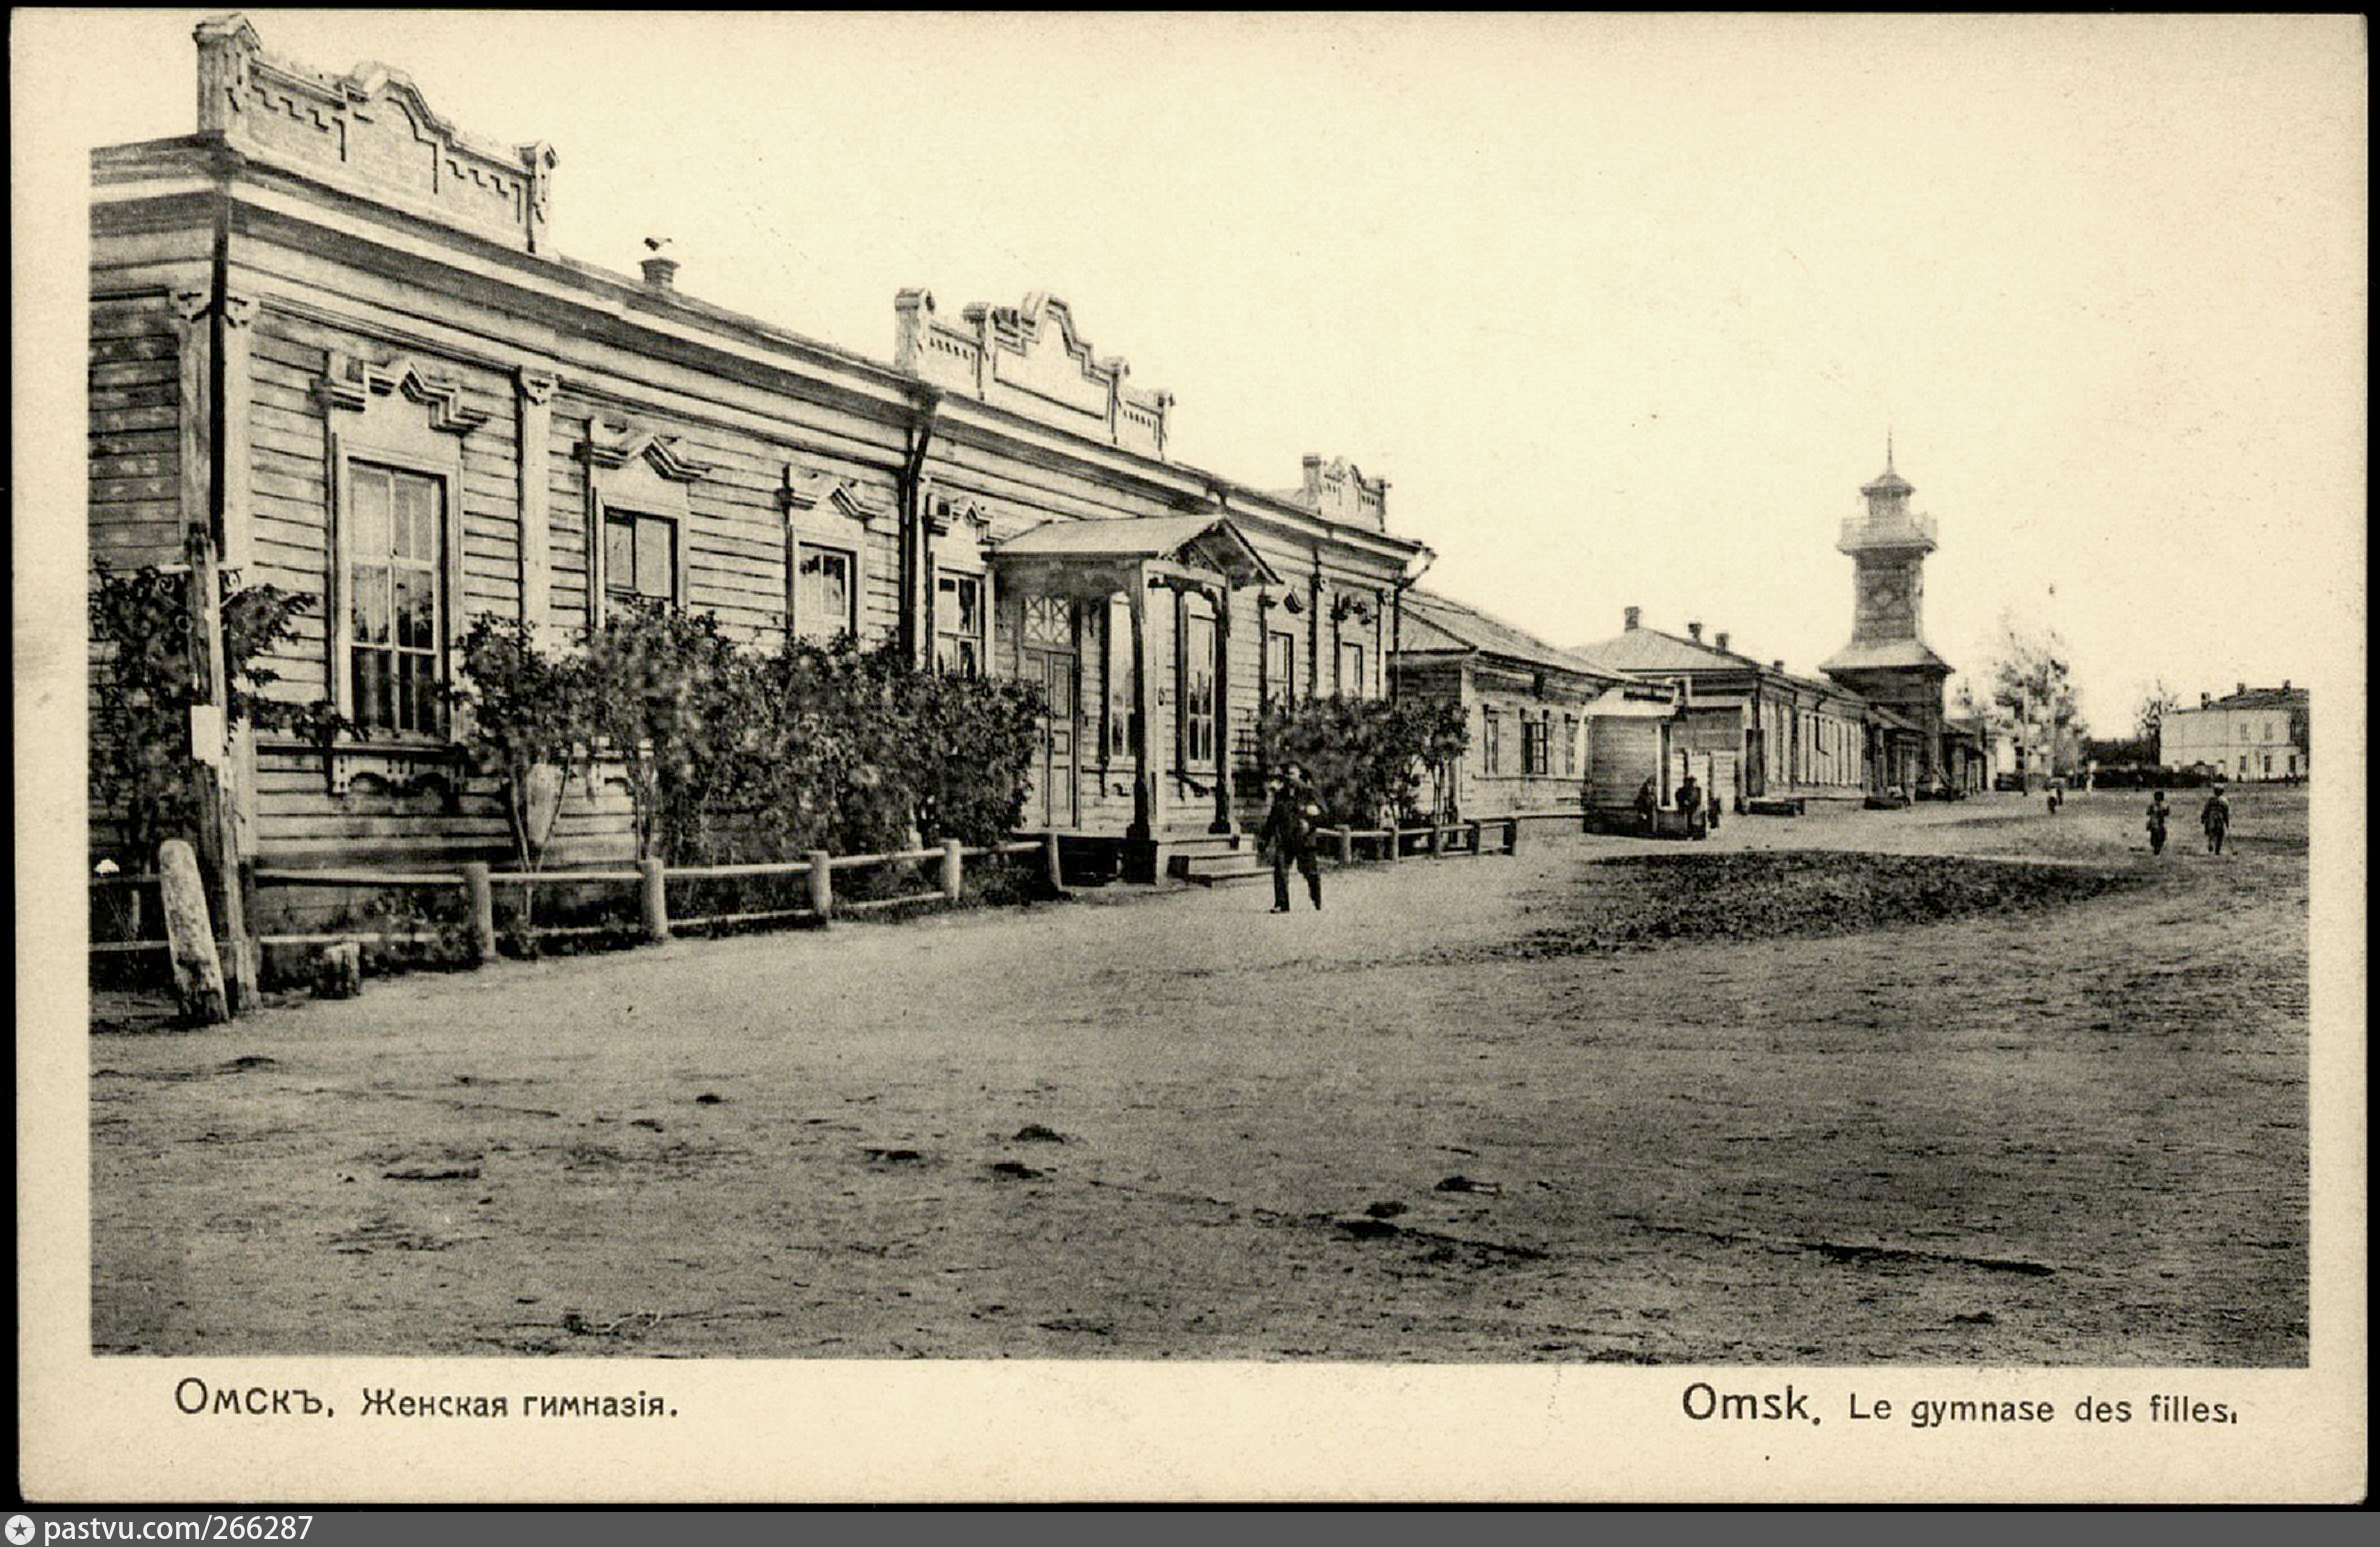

{"left": 91, "top": 785, "right": 2309, "bottom": 1363}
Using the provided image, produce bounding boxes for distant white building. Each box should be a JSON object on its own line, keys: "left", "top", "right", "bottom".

{"left": 2159, "top": 683, "right": 2308, "bottom": 782}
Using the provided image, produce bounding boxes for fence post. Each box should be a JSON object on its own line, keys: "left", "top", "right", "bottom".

{"left": 462, "top": 862, "right": 495, "bottom": 964}
{"left": 942, "top": 837, "right": 965, "bottom": 901}
{"left": 1043, "top": 830, "right": 1067, "bottom": 896}
{"left": 1506, "top": 818, "right": 1521, "bottom": 855}
{"left": 1337, "top": 828, "right": 1354, "bottom": 865}
{"left": 1429, "top": 824, "right": 1445, "bottom": 856}
{"left": 808, "top": 850, "right": 834, "bottom": 925}
{"left": 157, "top": 838, "right": 228, "bottom": 1025}
{"left": 639, "top": 857, "right": 670, "bottom": 943}
{"left": 1467, "top": 819, "right": 1483, "bottom": 856}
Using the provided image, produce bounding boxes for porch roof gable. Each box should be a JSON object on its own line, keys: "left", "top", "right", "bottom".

{"left": 992, "top": 514, "right": 1281, "bottom": 587}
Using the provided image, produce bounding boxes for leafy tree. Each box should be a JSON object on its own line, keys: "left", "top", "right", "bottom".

{"left": 578, "top": 600, "right": 750, "bottom": 862}
{"left": 2135, "top": 679, "right": 2181, "bottom": 745}
{"left": 448, "top": 615, "right": 597, "bottom": 872}
{"left": 89, "top": 560, "right": 343, "bottom": 864}
{"left": 1984, "top": 613, "right": 2086, "bottom": 778}
{"left": 1255, "top": 695, "right": 1468, "bottom": 829}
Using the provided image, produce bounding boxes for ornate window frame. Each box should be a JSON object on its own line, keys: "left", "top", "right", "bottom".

{"left": 581, "top": 420, "right": 708, "bottom": 624}
{"left": 316, "top": 353, "right": 483, "bottom": 786}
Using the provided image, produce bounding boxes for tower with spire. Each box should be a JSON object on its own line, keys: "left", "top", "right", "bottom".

{"left": 1821, "top": 437, "right": 1954, "bottom": 784}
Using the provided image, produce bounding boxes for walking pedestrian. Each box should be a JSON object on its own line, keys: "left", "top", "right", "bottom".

{"left": 1262, "top": 764, "right": 1324, "bottom": 912}
{"left": 1674, "top": 770, "right": 1701, "bottom": 837}
{"left": 2200, "top": 785, "right": 2232, "bottom": 855}
{"left": 2145, "top": 789, "right": 2171, "bottom": 855}
{"left": 1634, "top": 776, "right": 1658, "bottom": 836}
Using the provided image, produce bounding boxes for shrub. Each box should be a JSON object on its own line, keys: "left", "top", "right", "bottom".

{"left": 1255, "top": 695, "right": 1468, "bottom": 828}
{"left": 89, "top": 560, "right": 344, "bottom": 864}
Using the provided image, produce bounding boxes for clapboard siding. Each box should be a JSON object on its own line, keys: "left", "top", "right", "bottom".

{"left": 87, "top": 295, "right": 184, "bottom": 572}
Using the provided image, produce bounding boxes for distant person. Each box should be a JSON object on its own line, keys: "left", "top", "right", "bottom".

{"left": 2200, "top": 786, "right": 2232, "bottom": 855}
{"left": 2046, "top": 778, "right": 2063, "bottom": 814}
{"left": 2145, "top": 790, "right": 2171, "bottom": 855}
{"left": 1675, "top": 771, "right": 1701, "bottom": 830}
{"left": 1262, "top": 764, "right": 1324, "bottom": 913}
{"left": 1705, "top": 785, "right": 1722, "bottom": 833}
{"left": 1634, "top": 777, "right": 1658, "bottom": 835}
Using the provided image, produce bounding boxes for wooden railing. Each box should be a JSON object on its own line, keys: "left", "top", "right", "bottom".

{"left": 1310, "top": 817, "right": 1522, "bottom": 864}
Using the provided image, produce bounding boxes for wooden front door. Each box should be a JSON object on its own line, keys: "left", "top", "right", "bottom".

{"left": 1021, "top": 596, "right": 1080, "bottom": 830}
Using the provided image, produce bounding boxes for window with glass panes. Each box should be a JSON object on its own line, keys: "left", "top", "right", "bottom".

{"left": 348, "top": 462, "right": 445, "bottom": 736}
{"left": 1104, "top": 595, "right": 1134, "bottom": 761}
{"left": 1339, "top": 641, "right": 1365, "bottom": 696}
{"left": 1182, "top": 607, "right": 1217, "bottom": 768}
{"left": 1265, "top": 630, "right": 1296, "bottom": 707}
{"left": 1562, "top": 715, "right": 1578, "bottom": 775}
{"left": 1481, "top": 705, "right": 1501, "bottom": 774}
{"left": 935, "top": 571, "right": 983, "bottom": 675}
{"left": 604, "top": 510, "right": 678, "bottom": 605}
{"left": 794, "top": 544, "right": 854, "bottom": 641}
{"left": 1523, "top": 714, "right": 1549, "bottom": 775}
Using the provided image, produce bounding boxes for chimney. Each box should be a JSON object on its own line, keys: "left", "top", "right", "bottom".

{"left": 641, "top": 254, "right": 680, "bottom": 291}
{"left": 2200, "top": 692, "right": 2212, "bottom": 708}
{"left": 1623, "top": 605, "right": 1641, "bottom": 631}
{"left": 1686, "top": 620, "right": 1704, "bottom": 642}
{"left": 2235, "top": 681, "right": 2246, "bottom": 699}
{"left": 1715, "top": 631, "right": 1730, "bottom": 653}
{"left": 1772, "top": 660, "right": 1785, "bottom": 673}
{"left": 2281, "top": 679, "right": 2291, "bottom": 692}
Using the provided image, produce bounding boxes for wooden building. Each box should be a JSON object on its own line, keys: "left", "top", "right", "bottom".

{"left": 88, "top": 16, "right": 1424, "bottom": 884}
{"left": 1573, "top": 610, "right": 1872, "bottom": 804}
{"left": 1390, "top": 589, "right": 1627, "bottom": 830}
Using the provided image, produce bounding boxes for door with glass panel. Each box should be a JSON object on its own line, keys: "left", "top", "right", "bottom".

{"left": 1021, "top": 596, "right": 1081, "bottom": 830}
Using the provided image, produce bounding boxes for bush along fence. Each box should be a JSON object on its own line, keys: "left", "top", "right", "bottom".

{"left": 89, "top": 591, "right": 1057, "bottom": 1020}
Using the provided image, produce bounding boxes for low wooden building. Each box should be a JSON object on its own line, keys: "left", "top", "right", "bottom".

{"left": 88, "top": 16, "right": 1425, "bottom": 885}
{"left": 1573, "top": 611, "right": 1872, "bottom": 803}
{"left": 1391, "top": 589, "right": 1627, "bottom": 830}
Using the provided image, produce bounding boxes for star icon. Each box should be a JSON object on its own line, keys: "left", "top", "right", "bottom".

{"left": 7, "top": 1515, "right": 38, "bottom": 1545}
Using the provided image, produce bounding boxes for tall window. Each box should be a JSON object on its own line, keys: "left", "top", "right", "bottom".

{"left": 1562, "top": 714, "right": 1578, "bottom": 775}
{"left": 348, "top": 463, "right": 445, "bottom": 736}
{"left": 1182, "top": 609, "right": 1217, "bottom": 768}
{"left": 794, "top": 544, "right": 854, "bottom": 642}
{"left": 1265, "top": 630, "right": 1296, "bottom": 708}
{"left": 935, "top": 571, "right": 984, "bottom": 675}
{"left": 1523, "top": 715, "right": 1549, "bottom": 775}
{"left": 1104, "top": 595, "right": 1134, "bottom": 761}
{"left": 1340, "top": 641, "right": 1366, "bottom": 697}
{"left": 1481, "top": 706, "right": 1502, "bottom": 774}
{"left": 604, "top": 510, "right": 678, "bottom": 606}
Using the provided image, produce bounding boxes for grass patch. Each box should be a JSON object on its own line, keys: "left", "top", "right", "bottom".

{"left": 1494, "top": 850, "right": 2149, "bottom": 956}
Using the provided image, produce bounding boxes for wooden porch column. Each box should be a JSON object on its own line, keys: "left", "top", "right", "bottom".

{"left": 1210, "top": 583, "right": 1234, "bottom": 833}
{"left": 1126, "top": 573, "right": 1162, "bottom": 839}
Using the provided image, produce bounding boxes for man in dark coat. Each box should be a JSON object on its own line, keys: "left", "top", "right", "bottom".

{"left": 2146, "top": 789, "right": 2171, "bottom": 855}
{"left": 1262, "top": 764, "right": 1324, "bottom": 912}
{"left": 2200, "top": 786, "right": 2232, "bottom": 854}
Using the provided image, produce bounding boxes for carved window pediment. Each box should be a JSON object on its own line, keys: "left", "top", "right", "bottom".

{"left": 780, "top": 464, "right": 890, "bottom": 530}
{"left": 581, "top": 421, "right": 710, "bottom": 482}
{"left": 317, "top": 352, "right": 488, "bottom": 435}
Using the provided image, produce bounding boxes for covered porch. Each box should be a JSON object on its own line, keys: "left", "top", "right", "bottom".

{"left": 990, "top": 513, "right": 1280, "bottom": 880}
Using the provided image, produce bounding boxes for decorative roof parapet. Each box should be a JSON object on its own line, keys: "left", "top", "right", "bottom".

{"left": 894, "top": 289, "right": 1174, "bottom": 460}
{"left": 193, "top": 13, "right": 557, "bottom": 254}
{"left": 1294, "top": 455, "right": 1388, "bottom": 532}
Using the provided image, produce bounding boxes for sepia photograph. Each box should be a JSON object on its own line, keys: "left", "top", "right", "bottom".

{"left": 17, "top": 8, "right": 2365, "bottom": 1504}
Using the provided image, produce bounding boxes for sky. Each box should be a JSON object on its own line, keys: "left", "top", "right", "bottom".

{"left": 18, "top": 10, "right": 2367, "bottom": 733}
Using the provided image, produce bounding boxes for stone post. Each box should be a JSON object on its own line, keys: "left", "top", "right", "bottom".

{"left": 463, "top": 862, "right": 496, "bottom": 964}
{"left": 941, "top": 837, "right": 964, "bottom": 901}
{"left": 807, "top": 851, "right": 834, "bottom": 924}
{"left": 639, "top": 857, "right": 669, "bottom": 943}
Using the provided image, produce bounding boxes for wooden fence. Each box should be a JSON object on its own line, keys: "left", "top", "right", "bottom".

{"left": 90, "top": 833, "right": 1065, "bottom": 968}
{"left": 1311, "top": 817, "right": 1522, "bottom": 864}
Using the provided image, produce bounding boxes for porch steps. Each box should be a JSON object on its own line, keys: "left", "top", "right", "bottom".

{"left": 1177, "top": 850, "right": 1269, "bottom": 886}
